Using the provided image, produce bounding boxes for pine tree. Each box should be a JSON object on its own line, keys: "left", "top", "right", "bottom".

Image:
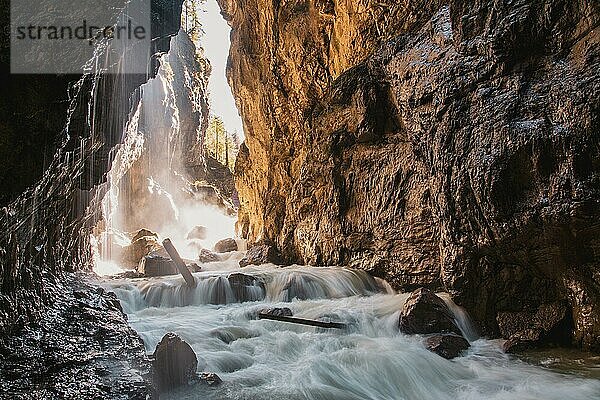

{"left": 225, "top": 136, "right": 229, "bottom": 168}
{"left": 205, "top": 116, "right": 241, "bottom": 171}
{"left": 206, "top": 115, "right": 227, "bottom": 163}
{"left": 228, "top": 130, "right": 241, "bottom": 171}
{"left": 183, "top": 0, "right": 205, "bottom": 42}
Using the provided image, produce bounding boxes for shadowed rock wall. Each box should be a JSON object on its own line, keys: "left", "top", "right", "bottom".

{"left": 0, "top": 0, "right": 187, "bottom": 336}
{"left": 220, "top": 0, "right": 600, "bottom": 349}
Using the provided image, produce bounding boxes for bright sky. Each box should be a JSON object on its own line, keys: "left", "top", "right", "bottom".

{"left": 196, "top": 0, "right": 244, "bottom": 139}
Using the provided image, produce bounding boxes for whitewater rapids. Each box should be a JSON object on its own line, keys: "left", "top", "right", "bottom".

{"left": 103, "top": 262, "right": 600, "bottom": 400}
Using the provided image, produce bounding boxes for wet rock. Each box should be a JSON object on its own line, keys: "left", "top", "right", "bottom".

{"left": 198, "top": 248, "right": 220, "bottom": 263}
{"left": 153, "top": 333, "right": 197, "bottom": 391}
{"left": 228, "top": 273, "right": 266, "bottom": 302}
{"left": 260, "top": 307, "right": 293, "bottom": 317}
{"left": 214, "top": 238, "right": 238, "bottom": 253}
{"left": 120, "top": 235, "right": 161, "bottom": 268}
{"left": 398, "top": 288, "right": 461, "bottom": 335}
{"left": 425, "top": 334, "right": 470, "bottom": 359}
{"left": 131, "top": 228, "right": 159, "bottom": 242}
{"left": 186, "top": 225, "right": 208, "bottom": 240}
{"left": 0, "top": 274, "right": 153, "bottom": 398}
{"left": 138, "top": 251, "right": 200, "bottom": 277}
{"left": 239, "top": 244, "right": 283, "bottom": 267}
{"left": 502, "top": 335, "right": 539, "bottom": 353}
{"left": 207, "top": 276, "right": 231, "bottom": 305}
{"left": 139, "top": 252, "right": 177, "bottom": 277}
{"left": 281, "top": 274, "right": 318, "bottom": 301}
{"left": 198, "top": 372, "right": 222, "bottom": 386}
{"left": 497, "top": 302, "right": 572, "bottom": 353}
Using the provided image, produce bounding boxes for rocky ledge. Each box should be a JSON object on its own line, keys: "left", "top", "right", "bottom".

{"left": 0, "top": 274, "right": 153, "bottom": 399}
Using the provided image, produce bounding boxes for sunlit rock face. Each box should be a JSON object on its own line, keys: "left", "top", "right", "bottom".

{"left": 221, "top": 0, "right": 600, "bottom": 349}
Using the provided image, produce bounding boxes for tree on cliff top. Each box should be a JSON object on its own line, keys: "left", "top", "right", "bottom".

{"left": 205, "top": 114, "right": 238, "bottom": 171}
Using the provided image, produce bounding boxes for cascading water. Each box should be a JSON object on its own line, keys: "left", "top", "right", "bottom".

{"left": 93, "top": 27, "right": 237, "bottom": 275}
{"left": 91, "top": 5, "right": 599, "bottom": 400}
{"left": 103, "top": 261, "right": 600, "bottom": 400}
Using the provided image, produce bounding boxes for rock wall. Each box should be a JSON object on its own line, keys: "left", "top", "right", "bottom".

{"left": 221, "top": 0, "right": 600, "bottom": 349}
{"left": 0, "top": 0, "right": 187, "bottom": 336}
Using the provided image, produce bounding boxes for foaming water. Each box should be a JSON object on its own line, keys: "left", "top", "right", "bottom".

{"left": 437, "top": 292, "right": 479, "bottom": 342}
{"left": 108, "top": 265, "right": 388, "bottom": 311}
{"left": 104, "top": 266, "right": 600, "bottom": 400}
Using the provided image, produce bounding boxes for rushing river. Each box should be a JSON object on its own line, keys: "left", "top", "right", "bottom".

{"left": 103, "top": 256, "right": 600, "bottom": 400}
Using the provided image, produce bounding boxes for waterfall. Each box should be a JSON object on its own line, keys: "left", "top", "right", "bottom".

{"left": 107, "top": 265, "right": 390, "bottom": 312}
{"left": 93, "top": 28, "right": 236, "bottom": 271}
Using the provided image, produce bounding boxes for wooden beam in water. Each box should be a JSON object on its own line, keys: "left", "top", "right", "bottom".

{"left": 258, "top": 313, "right": 346, "bottom": 329}
{"left": 162, "top": 238, "right": 197, "bottom": 288}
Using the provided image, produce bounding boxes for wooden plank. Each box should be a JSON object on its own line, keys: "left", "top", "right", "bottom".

{"left": 258, "top": 313, "right": 346, "bottom": 329}
{"left": 162, "top": 238, "right": 197, "bottom": 288}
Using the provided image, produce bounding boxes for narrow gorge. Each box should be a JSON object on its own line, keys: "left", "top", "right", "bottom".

{"left": 0, "top": 0, "right": 599, "bottom": 399}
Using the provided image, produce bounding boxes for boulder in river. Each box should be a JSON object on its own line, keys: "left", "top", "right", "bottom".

{"left": 139, "top": 250, "right": 201, "bottom": 277}
{"left": 425, "top": 334, "right": 470, "bottom": 359}
{"left": 198, "top": 248, "right": 220, "bottom": 263}
{"left": 214, "top": 238, "right": 238, "bottom": 253}
{"left": 498, "top": 301, "right": 572, "bottom": 353}
{"left": 186, "top": 225, "right": 208, "bottom": 240}
{"left": 281, "top": 274, "right": 317, "bottom": 301}
{"left": 239, "top": 244, "right": 283, "bottom": 267}
{"left": 139, "top": 252, "right": 178, "bottom": 277}
{"left": 120, "top": 234, "right": 161, "bottom": 268}
{"left": 399, "top": 288, "right": 461, "bottom": 335}
{"left": 198, "top": 372, "right": 222, "bottom": 386}
{"left": 207, "top": 276, "right": 231, "bottom": 305}
{"left": 153, "top": 333, "right": 197, "bottom": 391}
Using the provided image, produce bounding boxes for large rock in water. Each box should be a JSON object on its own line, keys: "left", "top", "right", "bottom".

{"left": 219, "top": 0, "right": 600, "bottom": 350}
{"left": 153, "top": 333, "right": 197, "bottom": 391}
{"left": 119, "top": 230, "right": 161, "bottom": 268}
{"left": 214, "top": 238, "right": 238, "bottom": 253}
{"left": 425, "top": 334, "right": 470, "bottom": 359}
{"left": 259, "top": 307, "right": 293, "bottom": 317}
{"left": 399, "top": 288, "right": 461, "bottom": 335}
{"left": 228, "top": 273, "right": 266, "bottom": 302}
{"left": 138, "top": 250, "right": 178, "bottom": 277}
{"left": 198, "top": 248, "right": 220, "bottom": 263}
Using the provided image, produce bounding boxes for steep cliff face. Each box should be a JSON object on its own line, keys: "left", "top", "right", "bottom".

{"left": 221, "top": 0, "right": 600, "bottom": 349}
